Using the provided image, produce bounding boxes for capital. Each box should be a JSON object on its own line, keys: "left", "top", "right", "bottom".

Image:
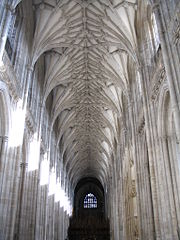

{"left": 3, "top": 136, "right": 8, "bottom": 142}
{"left": 0, "top": 135, "right": 8, "bottom": 142}
{"left": 6, "top": 4, "right": 15, "bottom": 13}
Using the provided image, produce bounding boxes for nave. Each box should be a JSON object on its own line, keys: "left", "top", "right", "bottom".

{"left": 0, "top": 0, "right": 180, "bottom": 239}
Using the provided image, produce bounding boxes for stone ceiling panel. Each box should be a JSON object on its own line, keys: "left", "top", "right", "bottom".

{"left": 32, "top": 0, "right": 138, "bottom": 186}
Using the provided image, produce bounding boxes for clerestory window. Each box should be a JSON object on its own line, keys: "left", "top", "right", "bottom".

{"left": 84, "top": 193, "right": 97, "bottom": 209}
{"left": 5, "top": 6, "right": 22, "bottom": 63}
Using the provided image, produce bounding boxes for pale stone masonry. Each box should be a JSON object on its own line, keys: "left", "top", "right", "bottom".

{"left": 0, "top": 0, "right": 180, "bottom": 239}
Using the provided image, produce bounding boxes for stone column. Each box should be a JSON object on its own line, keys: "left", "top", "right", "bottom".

{"left": 152, "top": 2, "right": 180, "bottom": 143}
{"left": 23, "top": 65, "right": 33, "bottom": 108}
{"left": 34, "top": 151, "right": 48, "bottom": 240}
{"left": 37, "top": 185, "right": 48, "bottom": 240}
{"left": 116, "top": 143, "right": 124, "bottom": 240}
{"left": 0, "top": 136, "right": 8, "bottom": 197}
{"left": 13, "top": 160, "right": 27, "bottom": 240}
{"left": 0, "top": 135, "right": 8, "bottom": 240}
{"left": 159, "top": 135, "right": 179, "bottom": 239}
{"left": 15, "top": 166, "right": 39, "bottom": 240}
{"left": 59, "top": 207, "right": 64, "bottom": 240}
{"left": 167, "top": 135, "right": 180, "bottom": 231}
{"left": 8, "top": 146, "right": 22, "bottom": 240}
{"left": 138, "top": 66, "right": 161, "bottom": 239}
{"left": 112, "top": 153, "right": 120, "bottom": 240}
{"left": 54, "top": 202, "right": 59, "bottom": 240}
{"left": 0, "top": 143, "right": 23, "bottom": 240}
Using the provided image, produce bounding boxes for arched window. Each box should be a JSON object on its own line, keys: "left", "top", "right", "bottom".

{"left": 84, "top": 193, "right": 97, "bottom": 209}
{"left": 5, "top": 6, "right": 22, "bottom": 63}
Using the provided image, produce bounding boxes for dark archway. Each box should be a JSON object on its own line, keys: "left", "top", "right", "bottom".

{"left": 68, "top": 177, "right": 110, "bottom": 240}
{"left": 73, "top": 177, "right": 105, "bottom": 217}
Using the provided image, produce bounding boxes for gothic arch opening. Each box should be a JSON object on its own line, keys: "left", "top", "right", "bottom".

{"left": 0, "top": 0, "right": 180, "bottom": 239}
{"left": 68, "top": 177, "right": 110, "bottom": 240}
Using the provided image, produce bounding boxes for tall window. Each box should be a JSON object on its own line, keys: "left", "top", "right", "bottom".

{"left": 5, "top": 7, "right": 22, "bottom": 62}
{"left": 84, "top": 193, "right": 97, "bottom": 209}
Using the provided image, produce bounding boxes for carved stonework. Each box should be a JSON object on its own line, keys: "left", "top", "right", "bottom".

{"left": 0, "top": 52, "right": 21, "bottom": 101}
{"left": 0, "top": 136, "right": 9, "bottom": 142}
{"left": 151, "top": 67, "right": 165, "bottom": 101}
{"left": 137, "top": 116, "right": 145, "bottom": 135}
{"left": 40, "top": 138, "right": 48, "bottom": 154}
{"left": 20, "top": 162, "right": 28, "bottom": 169}
{"left": 130, "top": 159, "right": 134, "bottom": 167}
{"left": 130, "top": 180, "right": 136, "bottom": 198}
{"left": 25, "top": 108, "right": 36, "bottom": 135}
{"left": 172, "top": 15, "right": 180, "bottom": 45}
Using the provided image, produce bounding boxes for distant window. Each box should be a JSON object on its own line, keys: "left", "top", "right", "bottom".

{"left": 84, "top": 193, "right": 97, "bottom": 209}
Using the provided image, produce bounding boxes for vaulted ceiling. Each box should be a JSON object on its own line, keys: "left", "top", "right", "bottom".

{"left": 32, "top": 0, "right": 138, "bottom": 188}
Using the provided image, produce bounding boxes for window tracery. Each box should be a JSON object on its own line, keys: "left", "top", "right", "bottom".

{"left": 84, "top": 193, "right": 97, "bottom": 209}
{"left": 5, "top": 7, "right": 22, "bottom": 62}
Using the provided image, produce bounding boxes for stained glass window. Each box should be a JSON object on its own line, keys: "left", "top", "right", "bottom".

{"left": 84, "top": 193, "right": 97, "bottom": 208}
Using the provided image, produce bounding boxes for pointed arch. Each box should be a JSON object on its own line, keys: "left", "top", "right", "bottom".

{"left": 0, "top": 81, "right": 11, "bottom": 137}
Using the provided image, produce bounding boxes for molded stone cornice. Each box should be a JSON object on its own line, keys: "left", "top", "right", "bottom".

{"left": 0, "top": 52, "right": 21, "bottom": 102}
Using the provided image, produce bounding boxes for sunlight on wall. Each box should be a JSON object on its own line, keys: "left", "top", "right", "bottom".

{"left": 40, "top": 153, "right": 49, "bottom": 185}
{"left": 137, "top": 70, "right": 142, "bottom": 95}
{"left": 49, "top": 168, "right": 56, "bottom": 195}
{"left": 28, "top": 132, "right": 40, "bottom": 171}
{"left": 102, "top": 141, "right": 110, "bottom": 155}
{"left": 102, "top": 152, "right": 108, "bottom": 165}
{"left": 9, "top": 100, "right": 26, "bottom": 147}
{"left": 55, "top": 180, "right": 61, "bottom": 202}
{"left": 55, "top": 180, "right": 72, "bottom": 216}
